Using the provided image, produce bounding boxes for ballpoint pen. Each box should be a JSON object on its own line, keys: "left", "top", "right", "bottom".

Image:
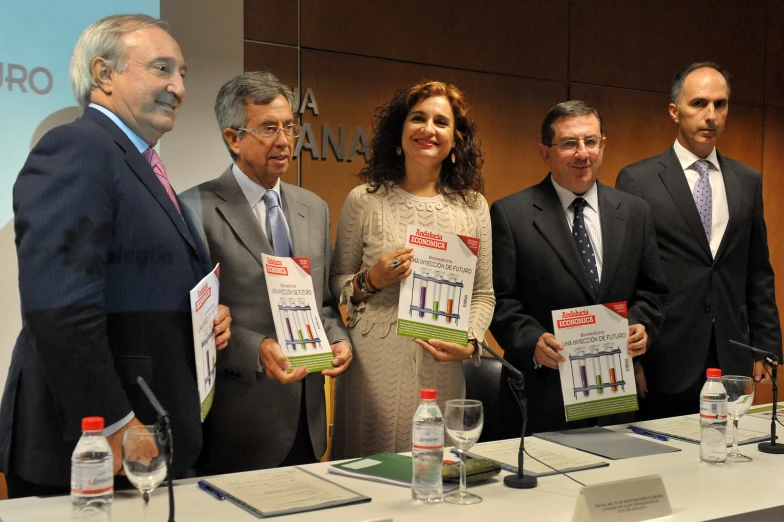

{"left": 630, "top": 428, "right": 669, "bottom": 442}
{"left": 198, "top": 480, "right": 226, "bottom": 500}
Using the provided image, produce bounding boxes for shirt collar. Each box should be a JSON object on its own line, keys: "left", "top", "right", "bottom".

{"left": 89, "top": 103, "right": 149, "bottom": 154}
{"left": 550, "top": 175, "right": 599, "bottom": 212}
{"left": 673, "top": 139, "right": 720, "bottom": 172}
{"left": 231, "top": 163, "right": 282, "bottom": 209}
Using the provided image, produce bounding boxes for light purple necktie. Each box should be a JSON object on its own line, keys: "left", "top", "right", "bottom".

{"left": 262, "top": 190, "right": 292, "bottom": 257}
{"left": 692, "top": 160, "right": 712, "bottom": 239}
{"left": 143, "top": 148, "right": 181, "bottom": 215}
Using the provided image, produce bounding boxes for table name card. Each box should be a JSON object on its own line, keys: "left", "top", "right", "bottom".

{"left": 572, "top": 474, "right": 671, "bottom": 522}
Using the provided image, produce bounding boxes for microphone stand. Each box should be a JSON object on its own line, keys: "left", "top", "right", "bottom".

{"left": 481, "top": 342, "right": 538, "bottom": 489}
{"left": 728, "top": 340, "right": 783, "bottom": 455}
{"left": 138, "top": 377, "right": 176, "bottom": 521}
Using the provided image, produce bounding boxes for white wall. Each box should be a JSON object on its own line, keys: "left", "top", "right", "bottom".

{"left": 0, "top": 0, "right": 243, "bottom": 395}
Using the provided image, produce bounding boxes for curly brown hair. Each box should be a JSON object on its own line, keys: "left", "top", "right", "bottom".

{"left": 359, "top": 81, "right": 484, "bottom": 204}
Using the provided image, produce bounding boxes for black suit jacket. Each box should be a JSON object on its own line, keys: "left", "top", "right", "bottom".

{"left": 0, "top": 108, "right": 212, "bottom": 486}
{"left": 616, "top": 147, "right": 782, "bottom": 393}
{"left": 490, "top": 176, "right": 667, "bottom": 434}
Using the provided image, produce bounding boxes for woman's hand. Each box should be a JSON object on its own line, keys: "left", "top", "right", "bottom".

{"left": 367, "top": 247, "right": 414, "bottom": 290}
{"left": 414, "top": 338, "right": 474, "bottom": 362}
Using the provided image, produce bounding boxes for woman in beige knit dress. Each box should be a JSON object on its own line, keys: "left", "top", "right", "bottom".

{"left": 329, "top": 81, "right": 495, "bottom": 459}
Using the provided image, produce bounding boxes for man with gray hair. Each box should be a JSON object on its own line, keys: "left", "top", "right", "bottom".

{"left": 0, "top": 14, "right": 231, "bottom": 498}
{"left": 181, "top": 71, "right": 351, "bottom": 474}
{"left": 616, "top": 62, "right": 781, "bottom": 420}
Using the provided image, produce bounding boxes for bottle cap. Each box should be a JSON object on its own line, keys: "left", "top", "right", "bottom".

{"left": 419, "top": 388, "right": 437, "bottom": 400}
{"left": 706, "top": 368, "right": 722, "bottom": 379}
{"left": 82, "top": 416, "right": 105, "bottom": 432}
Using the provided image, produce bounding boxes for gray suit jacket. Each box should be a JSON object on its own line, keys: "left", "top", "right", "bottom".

{"left": 180, "top": 166, "right": 348, "bottom": 474}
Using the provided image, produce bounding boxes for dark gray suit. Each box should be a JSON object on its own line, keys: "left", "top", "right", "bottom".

{"left": 616, "top": 147, "right": 782, "bottom": 396}
{"left": 181, "top": 167, "right": 348, "bottom": 474}
{"left": 490, "top": 176, "right": 667, "bottom": 435}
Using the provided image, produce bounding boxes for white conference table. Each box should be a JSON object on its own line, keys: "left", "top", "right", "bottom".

{"left": 1, "top": 413, "right": 782, "bottom": 522}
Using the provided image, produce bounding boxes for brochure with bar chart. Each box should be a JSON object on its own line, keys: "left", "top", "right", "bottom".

{"left": 397, "top": 225, "right": 479, "bottom": 346}
{"left": 262, "top": 254, "right": 334, "bottom": 372}
{"left": 189, "top": 263, "right": 220, "bottom": 421}
{"left": 552, "top": 302, "right": 638, "bottom": 422}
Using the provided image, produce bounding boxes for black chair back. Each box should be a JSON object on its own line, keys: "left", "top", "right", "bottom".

{"left": 463, "top": 356, "right": 505, "bottom": 442}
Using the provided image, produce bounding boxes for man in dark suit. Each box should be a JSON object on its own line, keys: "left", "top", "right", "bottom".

{"left": 181, "top": 72, "right": 351, "bottom": 474}
{"left": 616, "top": 62, "right": 782, "bottom": 420}
{"left": 490, "top": 101, "right": 667, "bottom": 435}
{"left": 0, "top": 14, "right": 231, "bottom": 498}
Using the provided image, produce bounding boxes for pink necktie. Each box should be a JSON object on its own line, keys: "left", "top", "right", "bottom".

{"left": 143, "top": 148, "right": 181, "bottom": 215}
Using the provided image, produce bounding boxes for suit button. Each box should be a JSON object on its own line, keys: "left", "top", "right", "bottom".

{"left": 704, "top": 305, "right": 712, "bottom": 313}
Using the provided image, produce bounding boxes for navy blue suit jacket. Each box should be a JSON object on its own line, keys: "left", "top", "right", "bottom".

{"left": 0, "top": 107, "right": 212, "bottom": 486}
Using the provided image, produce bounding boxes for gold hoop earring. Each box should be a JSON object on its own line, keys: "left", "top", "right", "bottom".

{"left": 396, "top": 146, "right": 402, "bottom": 156}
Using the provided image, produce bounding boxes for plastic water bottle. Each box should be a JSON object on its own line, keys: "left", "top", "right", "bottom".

{"left": 71, "top": 416, "right": 114, "bottom": 521}
{"left": 412, "top": 388, "right": 443, "bottom": 503}
{"left": 700, "top": 368, "right": 728, "bottom": 464}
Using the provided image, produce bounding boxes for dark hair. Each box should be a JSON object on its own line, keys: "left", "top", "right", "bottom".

{"left": 670, "top": 62, "right": 732, "bottom": 104}
{"left": 214, "top": 71, "right": 297, "bottom": 160}
{"left": 541, "top": 100, "right": 604, "bottom": 145}
{"left": 359, "top": 80, "right": 484, "bottom": 204}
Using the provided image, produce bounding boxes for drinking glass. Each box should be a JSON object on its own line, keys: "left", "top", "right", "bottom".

{"left": 444, "top": 399, "right": 483, "bottom": 505}
{"left": 721, "top": 375, "right": 755, "bottom": 462}
{"left": 122, "top": 425, "right": 168, "bottom": 520}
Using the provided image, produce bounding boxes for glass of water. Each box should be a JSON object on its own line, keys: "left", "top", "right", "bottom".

{"left": 721, "top": 375, "right": 755, "bottom": 462}
{"left": 122, "top": 425, "right": 168, "bottom": 521}
{"left": 444, "top": 399, "right": 483, "bottom": 505}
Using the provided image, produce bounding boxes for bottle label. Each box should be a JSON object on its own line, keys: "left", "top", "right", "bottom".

{"left": 700, "top": 399, "right": 727, "bottom": 420}
{"left": 71, "top": 463, "right": 114, "bottom": 496}
{"left": 413, "top": 426, "right": 444, "bottom": 450}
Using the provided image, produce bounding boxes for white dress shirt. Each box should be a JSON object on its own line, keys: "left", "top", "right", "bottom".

{"left": 672, "top": 140, "right": 728, "bottom": 258}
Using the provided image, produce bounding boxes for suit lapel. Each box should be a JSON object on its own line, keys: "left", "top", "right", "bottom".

{"left": 714, "top": 152, "right": 742, "bottom": 261}
{"left": 213, "top": 167, "right": 272, "bottom": 269}
{"left": 596, "top": 185, "right": 626, "bottom": 303}
{"left": 658, "top": 147, "right": 712, "bottom": 259}
{"left": 281, "top": 183, "right": 308, "bottom": 257}
{"left": 84, "top": 108, "right": 199, "bottom": 253}
{"left": 532, "top": 177, "right": 595, "bottom": 299}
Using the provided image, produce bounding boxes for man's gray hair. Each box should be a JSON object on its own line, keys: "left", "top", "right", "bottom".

{"left": 670, "top": 62, "right": 732, "bottom": 105}
{"left": 214, "top": 71, "right": 298, "bottom": 160}
{"left": 70, "top": 14, "right": 170, "bottom": 110}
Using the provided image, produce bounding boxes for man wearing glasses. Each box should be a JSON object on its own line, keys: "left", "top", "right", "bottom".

{"left": 616, "top": 63, "right": 781, "bottom": 420}
{"left": 181, "top": 71, "right": 351, "bottom": 474}
{"left": 490, "top": 100, "right": 667, "bottom": 434}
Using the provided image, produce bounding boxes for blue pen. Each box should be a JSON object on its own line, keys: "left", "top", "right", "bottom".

{"left": 631, "top": 428, "right": 669, "bottom": 442}
{"left": 198, "top": 480, "right": 225, "bottom": 501}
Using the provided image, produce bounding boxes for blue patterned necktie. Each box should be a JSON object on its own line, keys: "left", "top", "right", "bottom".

{"left": 693, "top": 160, "right": 712, "bottom": 240}
{"left": 262, "top": 190, "right": 292, "bottom": 257}
{"left": 572, "top": 197, "right": 599, "bottom": 299}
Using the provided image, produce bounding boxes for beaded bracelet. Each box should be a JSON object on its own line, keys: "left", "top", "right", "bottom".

{"left": 356, "top": 269, "right": 376, "bottom": 296}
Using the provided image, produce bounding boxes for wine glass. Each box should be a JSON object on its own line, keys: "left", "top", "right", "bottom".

{"left": 444, "top": 399, "right": 483, "bottom": 505}
{"left": 721, "top": 375, "right": 755, "bottom": 462}
{"left": 122, "top": 425, "right": 168, "bottom": 520}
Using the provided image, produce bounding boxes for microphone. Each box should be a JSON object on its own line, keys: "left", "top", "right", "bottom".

{"left": 480, "top": 342, "right": 538, "bottom": 489}
{"left": 137, "top": 377, "right": 177, "bottom": 521}
{"left": 728, "top": 340, "right": 783, "bottom": 455}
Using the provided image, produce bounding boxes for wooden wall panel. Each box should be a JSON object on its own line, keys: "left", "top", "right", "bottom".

{"left": 296, "top": 49, "right": 567, "bottom": 241}
{"left": 244, "top": 0, "right": 298, "bottom": 45}
{"left": 300, "top": 0, "right": 569, "bottom": 81}
{"left": 761, "top": 106, "right": 784, "bottom": 402}
{"left": 569, "top": 0, "right": 767, "bottom": 105}
{"left": 766, "top": 0, "right": 784, "bottom": 108}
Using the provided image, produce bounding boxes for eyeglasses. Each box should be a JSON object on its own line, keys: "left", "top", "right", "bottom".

{"left": 547, "top": 136, "right": 604, "bottom": 153}
{"left": 237, "top": 124, "right": 302, "bottom": 141}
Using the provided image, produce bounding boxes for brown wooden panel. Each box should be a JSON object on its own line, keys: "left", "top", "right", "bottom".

{"left": 300, "top": 0, "right": 568, "bottom": 81}
{"left": 296, "top": 49, "right": 567, "bottom": 242}
{"left": 569, "top": 0, "right": 766, "bottom": 105}
{"left": 244, "top": 0, "right": 298, "bottom": 45}
{"left": 571, "top": 85, "right": 763, "bottom": 186}
{"left": 766, "top": 0, "right": 784, "bottom": 108}
{"left": 760, "top": 106, "right": 784, "bottom": 403}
